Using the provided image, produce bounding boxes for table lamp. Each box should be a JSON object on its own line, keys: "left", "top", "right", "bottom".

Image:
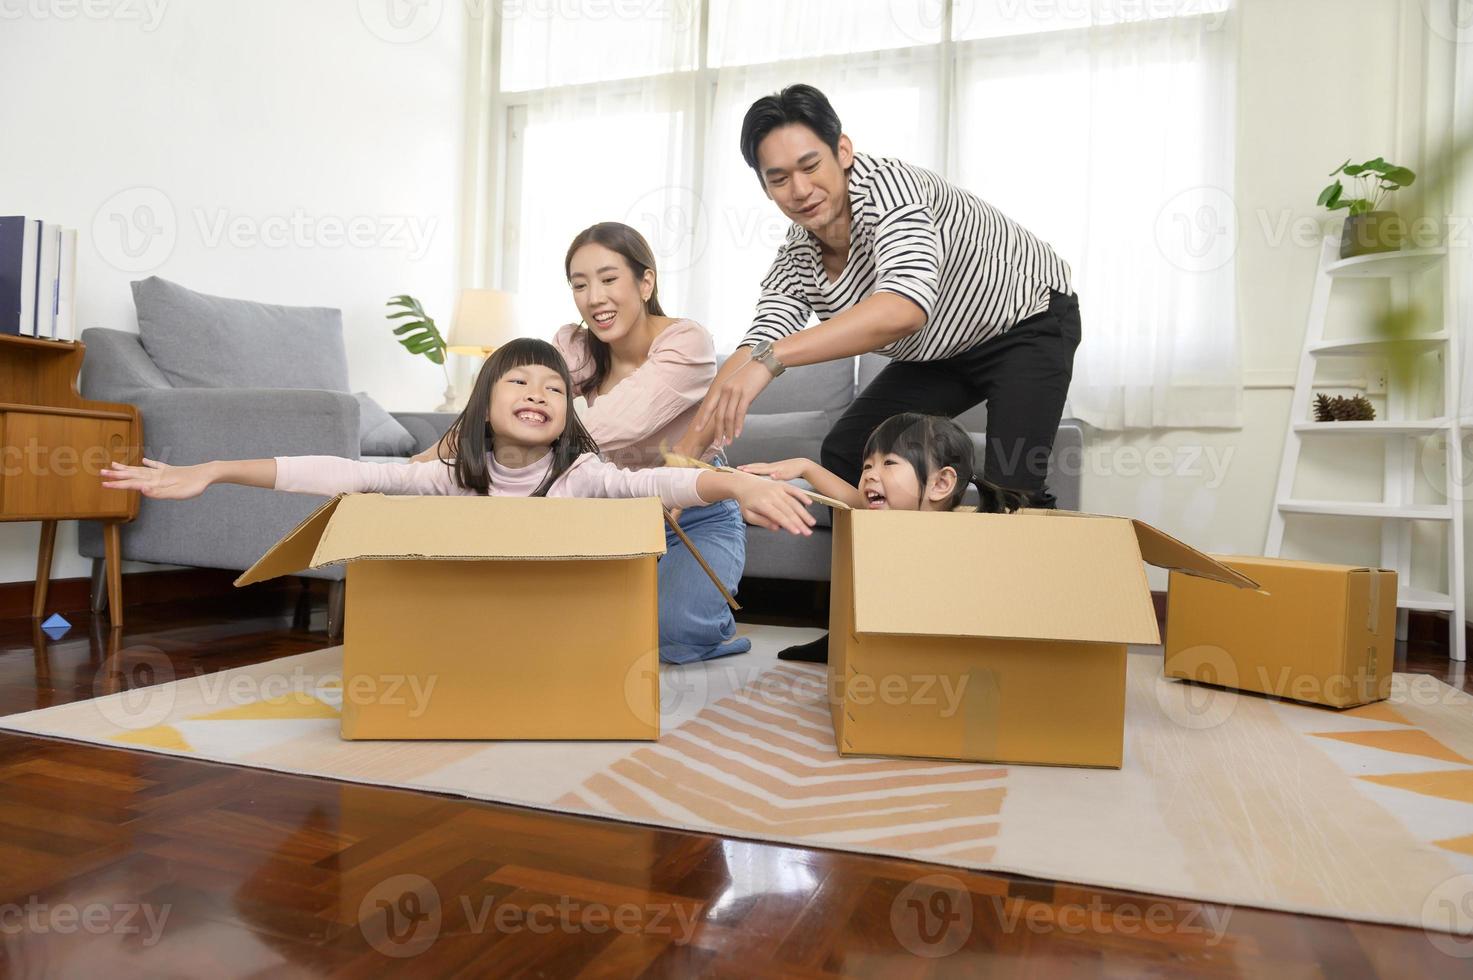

{"left": 439, "top": 288, "right": 520, "bottom": 410}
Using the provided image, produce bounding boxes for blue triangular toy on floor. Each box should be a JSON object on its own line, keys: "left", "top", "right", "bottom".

{"left": 41, "top": 613, "right": 70, "bottom": 641}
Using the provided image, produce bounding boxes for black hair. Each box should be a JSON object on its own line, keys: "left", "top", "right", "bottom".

{"left": 563, "top": 221, "right": 667, "bottom": 398}
{"left": 862, "top": 413, "right": 1029, "bottom": 514}
{"left": 740, "top": 83, "right": 844, "bottom": 182}
{"left": 436, "top": 338, "right": 599, "bottom": 496}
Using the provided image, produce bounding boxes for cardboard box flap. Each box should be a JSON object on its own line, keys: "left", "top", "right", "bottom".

{"left": 1194, "top": 554, "right": 1384, "bottom": 575}
{"left": 235, "top": 494, "right": 668, "bottom": 587}
{"left": 235, "top": 494, "right": 345, "bottom": 586}
{"left": 311, "top": 494, "right": 668, "bottom": 564}
{"left": 848, "top": 511, "right": 1162, "bottom": 644}
{"left": 1129, "top": 521, "right": 1259, "bottom": 589}
{"left": 1019, "top": 509, "right": 1259, "bottom": 590}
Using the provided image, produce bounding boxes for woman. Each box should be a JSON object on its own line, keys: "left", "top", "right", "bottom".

{"left": 417, "top": 222, "right": 750, "bottom": 664}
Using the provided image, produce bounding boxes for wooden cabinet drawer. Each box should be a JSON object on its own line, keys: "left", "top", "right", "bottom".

{"left": 1, "top": 411, "right": 135, "bottom": 518}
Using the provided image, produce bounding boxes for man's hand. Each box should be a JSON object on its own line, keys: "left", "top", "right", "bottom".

{"left": 694, "top": 359, "right": 773, "bottom": 447}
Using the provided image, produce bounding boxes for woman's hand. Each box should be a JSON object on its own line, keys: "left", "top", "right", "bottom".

{"left": 101, "top": 458, "right": 215, "bottom": 500}
{"left": 729, "top": 472, "right": 817, "bottom": 536}
{"left": 738, "top": 458, "right": 813, "bottom": 483}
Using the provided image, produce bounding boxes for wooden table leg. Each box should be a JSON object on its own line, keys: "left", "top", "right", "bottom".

{"left": 32, "top": 520, "right": 57, "bottom": 620}
{"left": 103, "top": 521, "right": 124, "bottom": 629}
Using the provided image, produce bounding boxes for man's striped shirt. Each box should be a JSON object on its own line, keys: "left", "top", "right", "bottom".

{"left": 740, "top": 152, "right": 1073, "bottom": 362}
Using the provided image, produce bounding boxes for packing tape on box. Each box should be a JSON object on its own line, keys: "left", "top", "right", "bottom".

{"left": 1367, "top": 571, "right": 1381, "bottom": 634}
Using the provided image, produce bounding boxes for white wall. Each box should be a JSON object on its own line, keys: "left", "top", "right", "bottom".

{"left": 0, "top": 1, "right": 468, "bottom": 584}
{"left": 1085, "top": 0, "right": 1470, "bottom": 634}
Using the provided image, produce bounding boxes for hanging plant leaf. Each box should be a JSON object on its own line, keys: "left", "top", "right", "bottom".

{"left": 385, "top": 295, "right": 447, "bottom": 366}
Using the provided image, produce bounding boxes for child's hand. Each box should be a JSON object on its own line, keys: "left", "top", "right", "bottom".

{"left": 101, "top": 458, "right": 214, "bottom": 500}
{"left": 732, "top": 473, "right": 817, "bottom": 536}
{"left": 737, "top": 458, "right": 812, "bottom": 483}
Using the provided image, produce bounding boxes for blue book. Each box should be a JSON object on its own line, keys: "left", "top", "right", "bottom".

{"left": 0, "top": 216, "right": 39, "bottom": 335}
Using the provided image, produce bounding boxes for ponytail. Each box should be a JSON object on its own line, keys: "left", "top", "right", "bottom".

{"left": 970, "top": 476, "right": 1028, "bottom": 514}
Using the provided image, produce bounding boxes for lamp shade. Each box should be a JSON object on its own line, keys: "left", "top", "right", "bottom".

{"left": 447, "top": 289, "right": 520, "bottom": 355}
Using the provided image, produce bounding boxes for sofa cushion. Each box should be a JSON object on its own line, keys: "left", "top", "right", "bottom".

{"left": 354, "top": 392, "right": 416, "bottom": 456}
{"left": 132, "top": 276, "right": 350, "bottom": 392}
{"left": 719, "top": 352, "right": 854, "bottom": 416}
{"left": 722, "top": 410, "right": 831, "bottom": 468}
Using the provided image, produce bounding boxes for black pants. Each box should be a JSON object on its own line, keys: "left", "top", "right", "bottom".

{"left": 820, "top": 289, "right": 1082, "bottom": 508}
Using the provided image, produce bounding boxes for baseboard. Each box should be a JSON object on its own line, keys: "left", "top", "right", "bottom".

{"left": 0, "top": 567, "right": 307, "bottom": 620}
{"left": 1151, "top": 590, "right": 1471, "bottom": 653}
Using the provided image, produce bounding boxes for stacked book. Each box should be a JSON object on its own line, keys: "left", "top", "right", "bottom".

{"left": 0, "top": 217, "right": 78, "bottom": 341}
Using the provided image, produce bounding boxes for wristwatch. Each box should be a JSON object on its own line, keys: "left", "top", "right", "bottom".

{"left": 749, "top": 339, "right": 786, "bottom": 378}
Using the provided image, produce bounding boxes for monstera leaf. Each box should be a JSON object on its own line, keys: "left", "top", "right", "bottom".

{"left": 386, "top": 294, "right": 446, "bottom": 366}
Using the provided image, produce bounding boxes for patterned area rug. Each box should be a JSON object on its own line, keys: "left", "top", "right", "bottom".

{"left": 2, "top": 624, "right": 1470, "bottom": 936}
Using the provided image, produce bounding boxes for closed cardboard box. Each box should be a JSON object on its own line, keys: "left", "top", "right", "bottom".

{"left": 238, "top": 494, "right": 664, "bottom": 740}
{"left": 827, "top": 509, "right": 1255, "bottom": 768}
{"left": 1164, "top": 556, "right": 1396, "bottom": 709}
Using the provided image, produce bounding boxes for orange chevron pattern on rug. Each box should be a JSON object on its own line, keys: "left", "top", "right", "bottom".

{"left": 1308, "top": 699, "right": 1473, "bottom": 821}
{"left": 1311, "top": 729, "right": 1470, "bottom": 765}
{"left": 1362, "top": 770, "right": 1473, "bottom": 806}
{"left": 556, "top": 664, "right": 1008, "bottom": 864}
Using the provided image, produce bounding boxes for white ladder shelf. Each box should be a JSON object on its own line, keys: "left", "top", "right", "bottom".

{"left": 1266, "top": 236, "right": 1466, "bottom": 662}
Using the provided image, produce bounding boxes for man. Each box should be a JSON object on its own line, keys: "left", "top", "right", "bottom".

{"left": 678, "top": 83, "right": 1081, "bottom": 662}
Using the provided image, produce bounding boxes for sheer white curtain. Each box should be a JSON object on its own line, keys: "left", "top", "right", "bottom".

{"left": 491, "top": 0, "right": 1241, "bottom": 429}
{"left": 950, "top": 3, "right": 1240, "bottom": 429}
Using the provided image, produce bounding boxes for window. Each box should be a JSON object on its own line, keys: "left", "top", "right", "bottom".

{"left": 490, "top": 0, "right": 1240, "bottom": 428}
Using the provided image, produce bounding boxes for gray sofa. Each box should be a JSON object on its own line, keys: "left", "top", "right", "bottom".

{"left": 78, "top": 327, "right": 453, "bottom": 578}
{"left": 724, "top": 353, "right": 1084, "bottom": 581}
{"left": 77, "top": 278, "right": 456, "bottom": 634}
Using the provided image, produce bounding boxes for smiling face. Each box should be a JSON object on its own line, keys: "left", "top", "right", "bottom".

{"left": 567, "top": 242, "right": 655, "bottom": 344}
{"left": 487, "top": 362, "right": 568, "bottom": 451}
{"left": 859, "top": 452, "right": 958, "bottom": 512}
{"left": 754, "top": 123, "right": 853, "bottom": 236}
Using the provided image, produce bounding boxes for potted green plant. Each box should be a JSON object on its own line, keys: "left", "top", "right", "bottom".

{"left": 1318, "top": 157, "right": 1416, "bottom": 259}
{"left": 385, "top": 294, "right": 455, "bottom": 411}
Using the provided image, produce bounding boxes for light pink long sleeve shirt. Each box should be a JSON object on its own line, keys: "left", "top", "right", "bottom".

{"left": 273, "top": 451, "right": 708, "bottom": 509}
{"left": 554, "top": 319, "right": 716, "bottom": 470}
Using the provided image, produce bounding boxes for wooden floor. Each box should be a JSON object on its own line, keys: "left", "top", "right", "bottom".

{"left": 0, "top": 590, "right": 1467, "bottom": 977}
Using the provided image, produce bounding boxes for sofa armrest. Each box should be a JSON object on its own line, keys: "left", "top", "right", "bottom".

{"left": 128, "top": 387, "right": 361, "bottom": 463}
{"left": 80, "top": 327, "right": 172, "bottom": 397}
{"left": 390, "top": 411, "right": 458, "bottom": 455}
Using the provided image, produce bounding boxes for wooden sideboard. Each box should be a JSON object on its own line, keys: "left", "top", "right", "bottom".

{"left": 0, "top": 334, "right": 141, "bottom": 626}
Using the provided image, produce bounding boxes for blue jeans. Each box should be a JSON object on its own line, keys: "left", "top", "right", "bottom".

{"left": 659, "top": 496, "right": 750, "bottom": 664}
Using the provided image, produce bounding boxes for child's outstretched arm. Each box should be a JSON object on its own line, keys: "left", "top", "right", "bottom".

{"left": 102, "top": 458, "right": 276, "bottom": 500}
{"left": 568, "top": 456, "right": 817, "bottom": 536}
{"left": 102, "top": 455, "right": 460, "bottom": 499}
{"left": 737, "top": 458, "right": 866, "bottom": 510}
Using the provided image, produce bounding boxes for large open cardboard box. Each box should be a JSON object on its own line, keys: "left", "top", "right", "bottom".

{"left": 1164, "top": 556, "right": 1396, "bottom": 708}
{"left": 827, "top": 509, "right": 1257, "bottom": 768}
{"left": 237, "top": 494, "right": 669, "bottom": 740}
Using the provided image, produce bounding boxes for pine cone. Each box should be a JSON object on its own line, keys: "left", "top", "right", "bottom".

{"left": 1316, "top": 393, "right": 1377, "bottom": 422}
{"left": 1314, "top": 393, "right": 1334, "bottom": 422}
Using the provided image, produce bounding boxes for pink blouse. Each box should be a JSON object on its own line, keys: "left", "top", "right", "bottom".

{"left": 554, "top": 318, "right": 716, "bottom": 471}
{"left": 273, "top": 451, "right": 707, "bottom": 509}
